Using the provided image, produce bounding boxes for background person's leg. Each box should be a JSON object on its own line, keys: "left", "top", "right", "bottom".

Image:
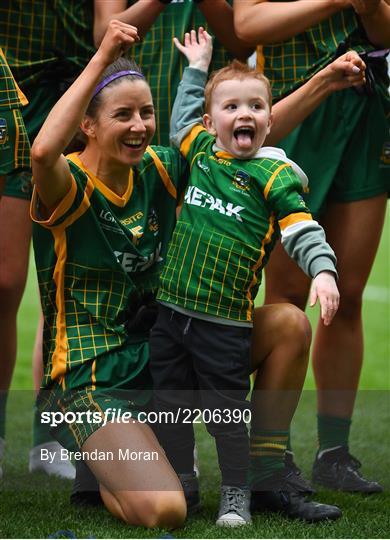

{"left": 0, "top": 197, "right": 31, "bottom": 477}
{"left": 311, "top": 196, "right": 386, "bottom": 492}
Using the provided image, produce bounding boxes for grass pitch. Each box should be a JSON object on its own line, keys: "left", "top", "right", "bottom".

{"left": 1, "top": 210, "right": 389, "bottom": 538}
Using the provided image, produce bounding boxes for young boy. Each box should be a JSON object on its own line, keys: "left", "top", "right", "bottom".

{"left": 149, "top": 29, "right": 339, "bottom": 527}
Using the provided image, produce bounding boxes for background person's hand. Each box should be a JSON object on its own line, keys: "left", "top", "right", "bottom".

{"left": 318, "top": 50, "right": 366, "bottom": 93}
{"left": 97, "top": 20, "right": 139, "bottom": 65}
{"left": 173, "top": 27, "right": 213, "bottom": 72}
{"left": 310, "top": 271, "right": 340, "bottom": 326}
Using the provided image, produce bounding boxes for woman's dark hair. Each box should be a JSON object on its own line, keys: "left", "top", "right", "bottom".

{"left": 66, "top": 58, "right": 147, "bottom": 154}
{"left": 86, "top": 57, "right": 146, "bottom": 118}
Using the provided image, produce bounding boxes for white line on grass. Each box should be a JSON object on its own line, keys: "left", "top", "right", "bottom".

{"left": 363, "top": 285, "right": 389, "bottom": 303}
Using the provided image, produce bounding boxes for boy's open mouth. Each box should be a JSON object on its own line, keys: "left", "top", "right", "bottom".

{"left": 234, "top": 127, "right": 255, "bottom": 147}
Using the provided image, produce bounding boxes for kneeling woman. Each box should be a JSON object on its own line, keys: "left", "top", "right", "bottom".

{"left": 31, "top": 21, "right": 187, "bottom": 528}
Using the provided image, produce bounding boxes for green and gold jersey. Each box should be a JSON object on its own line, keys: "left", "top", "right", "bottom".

{"left": 257, "top": 4, "right": 378, "bottom": 100}
{"left": 0, "top": 47, "right": 30, "bottom": 174}
{"left": 0, "top": 0, "right": 95, "bottom": 91}
{"left": 158, "top": 126, "right": 312, "bottom": 323}
{"left": 32, "top": 148, "right": 186, "bottom": 387}
{"left": 128, "top": 0, "right": 234, "bottom": 144}
{"left": 0, "top": 47, "right": 27, "bottom": 109}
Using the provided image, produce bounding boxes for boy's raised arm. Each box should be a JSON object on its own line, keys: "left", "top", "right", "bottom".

{"left": 170, "top": 28, "right": 213, "bottom": 147}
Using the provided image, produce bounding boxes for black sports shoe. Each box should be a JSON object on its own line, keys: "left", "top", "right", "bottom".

{"left": 285, "top": 451, "right": 315, "bottom": 495}
{"left": 251, "top": 468, "right": 342, "bottom": 523}
{"left": 312, "top": 446, "right": 383, "bottom": 493}
{"left": 178, "top": 472, "right": 201, "bottom": 515}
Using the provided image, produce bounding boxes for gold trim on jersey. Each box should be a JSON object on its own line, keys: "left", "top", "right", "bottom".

{"left": 279, "top": 211, "right": 312, "bottom": 230}
{"left": 67, "top": 152, "right": 133, "bottom": 207}
{"left": 146, "top": 146, "right": 177, "bottom": 199}
{"left": 263, "top": 163, "right": 291, "bottom": 200}
{"left": 91, "top": 360, "right": 97, "bottom": 391}
{"left": 215, "top": 150, "right": 235, "bottom": 160}
{"left": 0, "top": 47, "right": 28, "bottom": 106}
{"left": 181, "top": 125, "right": 206, "bottom": 158}
{"left": 12, "top": 109, "right": 20, "bottom": 166}
{"left": 256, "top": 45, "right": 265, "bottom": 73}
{"left": 51, "top": 228, "right": 68, "bottom": 383}
{"left": 49, "top": 180, "right": 94, "bottom": 382}
{"left": 30, "top": 176, "right": 78, "bottom": 228}
{"left": 245, "top": 214, "right": 276, "bottom": 320}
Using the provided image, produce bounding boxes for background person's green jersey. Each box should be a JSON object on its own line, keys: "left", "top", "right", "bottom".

{"left": 257, "top": 4, "right": 383, "bottom": 101}
{"left": 0, "top": 47, "right": 30, "bottom": 176}
{"left": 256, "top": 3, "right": 389, "bottom": 212}
{"left": 128, "top": 0, "right": 234, "bottom": 145}
{"left": 32, "top": 148, "right": 185, "bottom": 389}
{"left": 1, "top": 0, "right": 96, "bottom": 199}
{"left": 0, "top": 0, "right": 95, "bottom": 91}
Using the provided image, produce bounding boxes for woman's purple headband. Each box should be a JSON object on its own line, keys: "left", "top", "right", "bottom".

{"left": 92, "top": 70, "right": 145, "bottom": 98}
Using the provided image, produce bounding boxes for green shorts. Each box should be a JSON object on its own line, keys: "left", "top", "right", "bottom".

{"left": 3, "top": 83, "right": 60, "bottom": 200}
{"left": 37, "top": 340, "right": 152, "bottom": 452}
{"left": 278, "top": 86, "right": 390, "bottom": 218}
{"left": 0, "top": 108, "right": 30, "bottom": 177}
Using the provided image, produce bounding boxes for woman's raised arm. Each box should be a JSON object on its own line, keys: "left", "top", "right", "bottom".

{"left": 31, "top": 21, "right": 139, "bottom": 210}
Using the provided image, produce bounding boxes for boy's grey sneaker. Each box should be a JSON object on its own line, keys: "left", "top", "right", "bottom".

{"left": 312, "top": 446, "right": 383, "bottom": 493}
{"left": 251, "top": 469, "right": 341, "bottom": 523}
{"left": 285, "top": 451, "right": 315, "bottom": 494}
{"left": 178, "top": 472, "right": 201, "bottom": 515}
{"left": 216, "top": 485, "right": 251, "bottom": 527}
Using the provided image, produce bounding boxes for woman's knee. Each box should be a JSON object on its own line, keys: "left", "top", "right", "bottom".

{"left": 0, "top": 262, "right": 29, "bottom": 313}
{"left": 336, "top": 281, "right": 364, "bottom": 320}
{"left": 119, "top": 490, "right": 186, "bottom": 528}
{"left": 276, "top": 304, "right": 312, "bottom": 353}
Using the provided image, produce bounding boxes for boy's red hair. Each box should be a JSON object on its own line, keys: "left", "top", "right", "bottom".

{"left": 204, "top": 60, "right": 272, "bottom": 113}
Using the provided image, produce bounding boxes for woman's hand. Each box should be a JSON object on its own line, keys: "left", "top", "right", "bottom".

{"left": 310, "top": 271, "right": 340, "bottom": 326}
{"left": 173, "top": 27, "right": 213, "bottom": 73}
{"left": 317, "top": 50, "right": 366, "bottom": 94}
{"left": 96, "top": 19, "right": 140, "bottom": 65}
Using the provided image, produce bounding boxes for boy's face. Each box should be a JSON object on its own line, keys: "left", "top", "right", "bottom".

{"left": 203, "top": 77, "right": 272, "bottom": 159}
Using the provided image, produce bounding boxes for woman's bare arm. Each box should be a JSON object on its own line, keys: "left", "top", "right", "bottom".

{"left": 196, "top": 0, "right": 254, "bottom": 60}
{"left": 32, "top": 21, "right": 138, "bottom": 209}
{"left": 93, "top": 0, "right": 166, "bottom": 45}
{"left": 233, "top": 0, "right": 349, "bottom": 45}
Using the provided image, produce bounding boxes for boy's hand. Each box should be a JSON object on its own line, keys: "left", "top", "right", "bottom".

{"left": 319, "top": 50, "right": 366, "bottom": 93}
{"left": 309, "top": 271, "right": 340, "bottom": 326}
{"left": 97, "top": 20, "right": 139, "bottom": 65}
{"left": 173, "top": 27, "right": 213, "bottom": 72}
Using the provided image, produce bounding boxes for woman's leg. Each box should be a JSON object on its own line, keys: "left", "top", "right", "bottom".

{"left": 313, "top": 195, "right": 387, "bottom": 417}
{"left": 249, "top": 303, "right": 341, "bottom": 521}
{"left": 82, "top": 421, "right": 186, "bottom": 528}
{"left": 309, "top": 196, "right": 386, "bottom": 492}
{"left": 251, "top": 303, "right": 311, "bottom": 428}
{"left": 0, "top": 197, "right": 31, "bottom": 448}
{"left": 264, "top": 194, "right": 387, "bottom": 491}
